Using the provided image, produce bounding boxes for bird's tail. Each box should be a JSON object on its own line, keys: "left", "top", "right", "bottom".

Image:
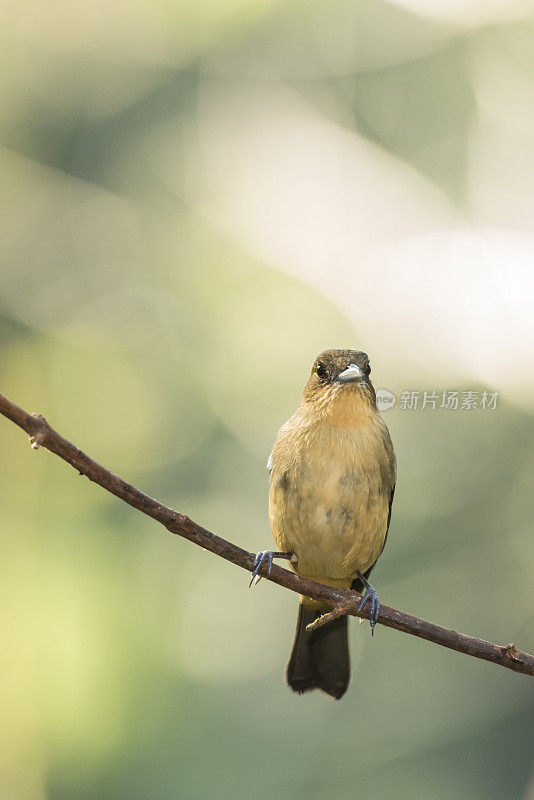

{"left": 286, "top": 602, "right": 350, "bottom": 699}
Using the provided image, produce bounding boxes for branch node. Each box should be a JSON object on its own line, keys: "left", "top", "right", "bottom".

{"left": 504, "top": 643, "right": 523, "bottom": 663}
{"left": 29, "top": 413, "right": 49, "bottom": 450}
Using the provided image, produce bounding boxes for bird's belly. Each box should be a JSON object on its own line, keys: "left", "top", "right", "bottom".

{"left": 270, "top": 465, "right": 389, "bottom": 586}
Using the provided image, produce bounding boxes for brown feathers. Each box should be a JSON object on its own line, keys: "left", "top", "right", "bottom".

{"left": 268, "top": 349, "right": 396, "bottom": 697}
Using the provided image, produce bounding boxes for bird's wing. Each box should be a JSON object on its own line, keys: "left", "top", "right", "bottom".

{"left": 379, "top": 483, "right": 396, "bottom": 559}
{"left": 267, "top": 451, "right": 273, "bottom": 472}
{"left": 352, "top": 483, "right": 395, "bottom": 589}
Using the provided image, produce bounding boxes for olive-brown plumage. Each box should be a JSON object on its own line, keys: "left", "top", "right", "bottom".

{"left": 265, "top": 349, "right": 396, "bottom": 699}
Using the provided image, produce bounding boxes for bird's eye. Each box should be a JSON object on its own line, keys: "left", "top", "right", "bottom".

{"left": 366, "top": 364, "right": 371, "bottom": 376}
{"left": 316, "top": 363, "right": 326, "bottom": 379}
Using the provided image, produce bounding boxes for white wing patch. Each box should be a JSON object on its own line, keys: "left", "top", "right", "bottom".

{"left": 267, "top": 452, "right": 273, "bottom": 472}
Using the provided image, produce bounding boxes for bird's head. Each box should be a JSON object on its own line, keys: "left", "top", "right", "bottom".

{"left": 301, "top": 349, "right": 376, "bottom": 416}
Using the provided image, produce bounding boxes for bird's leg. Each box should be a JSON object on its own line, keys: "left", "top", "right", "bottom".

{"left": 249, "top": 551, "right": 293, "bottom": 587}
{"left": 355, "top": 571, "right": 380, "bottom": 634}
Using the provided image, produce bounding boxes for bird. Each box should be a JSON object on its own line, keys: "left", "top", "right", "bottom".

{"left": 250, "top": 349, "right": 396, "bottom": 699}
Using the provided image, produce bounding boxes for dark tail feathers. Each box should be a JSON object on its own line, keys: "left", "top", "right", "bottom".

{"left": 286, "top": 604, "right": 350, "bottom": 699}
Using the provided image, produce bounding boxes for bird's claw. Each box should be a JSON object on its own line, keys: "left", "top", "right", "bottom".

{"left": 357, "top": 585, "right": 380, "bottom": 635}
{"left": 249, "top": 550, "right": 274, "bottom": 588}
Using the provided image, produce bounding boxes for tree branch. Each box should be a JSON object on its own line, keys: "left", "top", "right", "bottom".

{"left": 1, "top": 390, "right": 532, "bottom": 677}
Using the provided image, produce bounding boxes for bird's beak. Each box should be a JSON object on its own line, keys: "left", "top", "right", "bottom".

{"left": 337, "top": 363, "right": 364, "bottom": 383}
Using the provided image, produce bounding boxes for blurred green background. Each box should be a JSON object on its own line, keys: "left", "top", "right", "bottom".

{"left": 1, "top": 0, "right": 534, "bottom": 798}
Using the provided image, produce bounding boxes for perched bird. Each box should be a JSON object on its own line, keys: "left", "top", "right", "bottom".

{"left": 250, "top": 349, "right": 396, "bottom": 699}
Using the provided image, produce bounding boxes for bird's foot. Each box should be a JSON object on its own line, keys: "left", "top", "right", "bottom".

{"left": 249, "top": 551, "right": 292, "bottom": 587}
{"left": 356, "top": 571, "right": 380, "bottom": 635}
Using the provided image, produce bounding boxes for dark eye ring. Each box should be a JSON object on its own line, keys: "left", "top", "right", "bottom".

{"left": 316, "top": 363, "right": 326, "bottom": 379}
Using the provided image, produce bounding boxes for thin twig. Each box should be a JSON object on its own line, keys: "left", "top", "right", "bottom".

{"left": 305, "top": 603, "right": 354, "bottom": 632}
{"left": 0, "top": 391, "right": 532, "bottom": 677}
